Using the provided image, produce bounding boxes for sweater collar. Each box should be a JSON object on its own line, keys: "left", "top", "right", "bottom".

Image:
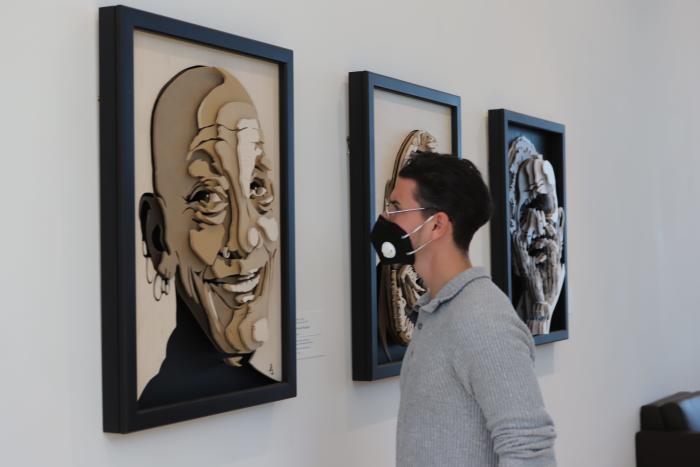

{"left": 415, "top": 266, "right": 490, "bottom": 314}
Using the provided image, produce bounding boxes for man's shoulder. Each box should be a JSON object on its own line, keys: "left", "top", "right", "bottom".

{"left": 448, "top": 275, "right": 514, "bottom": 317}
{"left": 443, "top": 277, "right": 533, "bottom": 345}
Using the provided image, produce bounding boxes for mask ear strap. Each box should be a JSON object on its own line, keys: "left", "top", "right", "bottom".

{"left": 406, "top": 238, "right": 434, "bottom": 256}
{"left": 401, "top": 214, "right": 436, "bottom": 239}
{"left": 404, "top": 214, "right": 437, "bottom": 256}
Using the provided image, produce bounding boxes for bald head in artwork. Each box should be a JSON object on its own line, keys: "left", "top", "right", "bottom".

{"left": 140, "top": 66, "right": 279, "bottom": 367}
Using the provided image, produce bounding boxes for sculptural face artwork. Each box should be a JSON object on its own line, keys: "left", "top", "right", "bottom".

{"left": 377, "top": 130, "right": 437, "bottom": 349}
{"left": 508, "top": 136, "right": 565, "bottom": 335}
{"left": 140, "top": 66, "right": 279, "bottom": 368}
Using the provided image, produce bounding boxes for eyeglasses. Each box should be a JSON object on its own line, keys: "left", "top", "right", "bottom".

{"left": 383, "top": 199, "right": 437, "bottom": 217}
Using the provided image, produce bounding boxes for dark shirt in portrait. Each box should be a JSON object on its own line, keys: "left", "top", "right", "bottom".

{"left": 139, "top": 295, "right": 276, "bottom": 409}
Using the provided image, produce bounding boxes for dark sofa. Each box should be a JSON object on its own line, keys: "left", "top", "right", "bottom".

{"left": 636, "top": 391, "right": 700, "bottom": 467}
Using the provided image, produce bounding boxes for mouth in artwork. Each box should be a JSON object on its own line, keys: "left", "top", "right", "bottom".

{"left": 205, "top": 264, "right": 266, "bottom": 308}
{"left": 521, "top": 199, "right": 558, "bottom": 262}
{"left": 527, "top": 236, "right": 555, "bottom": 263}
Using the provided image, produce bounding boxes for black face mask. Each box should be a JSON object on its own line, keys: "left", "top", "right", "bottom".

{"left": 370, "top": 214, "right": 436, "bottom": 265}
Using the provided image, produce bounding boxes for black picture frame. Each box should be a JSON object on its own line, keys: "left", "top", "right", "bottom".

{"left": 99, "top": 5, "right": 296, "bottom": 433}
{"left": 488, "top": 109, "right": 569, "bottom": 345}
{"left": 348, "top": 71, "right": 461, "bottom": 380}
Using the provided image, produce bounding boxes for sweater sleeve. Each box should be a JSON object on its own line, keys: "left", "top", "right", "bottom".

{"left": 452, "top": 299, "right": 557, "bottom": 467}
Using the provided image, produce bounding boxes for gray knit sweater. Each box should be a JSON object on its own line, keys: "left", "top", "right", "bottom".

{"left": 396, "top": 267, "right": 556, "bottom": 467}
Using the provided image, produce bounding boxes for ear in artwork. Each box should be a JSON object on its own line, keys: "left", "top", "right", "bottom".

{"left": 139, "top": 193, "right": 176, "bottom": 282}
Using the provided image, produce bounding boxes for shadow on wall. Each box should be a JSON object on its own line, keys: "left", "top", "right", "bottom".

{"left": 534, "top": 343, "right": 555, "bottom": 378}
{"left": 347, "top": 379, "right": 401, "bottom": 430}
{"left": 102, "top": 403, "right": 277, "bottom": 466}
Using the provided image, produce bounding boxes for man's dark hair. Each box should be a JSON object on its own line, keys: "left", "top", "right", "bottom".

{"left": 398, "top": 152, "right": 492, "bottom": 252}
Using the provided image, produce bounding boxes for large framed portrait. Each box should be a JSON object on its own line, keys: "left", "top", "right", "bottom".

{"left": 99, "top": 5, "right": 296, "bottom": 432}
{"left": 348, "top": 71, "right": 461, "bottom": 380}
{"left": 488, "top": 109, "right": 568, "bottom": 345}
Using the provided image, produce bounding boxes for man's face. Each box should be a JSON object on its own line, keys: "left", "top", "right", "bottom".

{"left": 156, "top": 101, "right": 278, "bottom": 356}
{"left": 384, "top": 177, "right": 430, "bottom": 250}
{"left": 516, "top": 158, "right": 559, "bottom": 262}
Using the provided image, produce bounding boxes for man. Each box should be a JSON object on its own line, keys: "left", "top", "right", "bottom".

{"left": 138, "top": 66, "right": 280, "bottom": 407}
{"left": 370, "top": 152, "right": 556, "bottom": 466}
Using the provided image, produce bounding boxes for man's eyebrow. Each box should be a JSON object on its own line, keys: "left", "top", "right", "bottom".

{"left": 388, "top": 199, "right": 401, "bottom": 208}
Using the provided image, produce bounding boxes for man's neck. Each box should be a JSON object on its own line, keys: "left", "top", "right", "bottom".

{"left": 419, "top": 248, "right": 473, "bottom": 299}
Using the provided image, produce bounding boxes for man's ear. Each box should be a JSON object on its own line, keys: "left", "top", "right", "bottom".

{"left": 431, "top": 211, "right": 451, "bottom": 240}
{"left": 139, "top": 193, "right": 176, "bottom": 279}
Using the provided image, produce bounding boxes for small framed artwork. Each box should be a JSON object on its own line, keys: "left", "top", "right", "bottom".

{"left": 488, "top": 109, "right": 568, "bottom": 345}
{"left": 349, "top": 71, "right": 461, "bottom": 380}
{"left": 99, "top": 5, "right": 296, "bottom": 432}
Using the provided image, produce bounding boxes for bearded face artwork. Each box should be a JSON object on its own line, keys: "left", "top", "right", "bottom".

{"left": 139, "top": 66, "right": 279, "bottom": 373}
{"left": 377, "top": 130, "right": 437, "bottom": 354}
{"left": 508, "top": 136, "right": 565, "bottom": 335}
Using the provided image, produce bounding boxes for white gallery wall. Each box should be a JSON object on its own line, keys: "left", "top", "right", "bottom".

{"left": 1, "top": 0, "right": 699, "bottom": 466}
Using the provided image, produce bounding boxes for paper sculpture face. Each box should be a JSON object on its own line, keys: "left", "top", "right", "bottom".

{"left": 140, "top": 66, "right": 278, "bottom": 366}
{"left": 507, "top": 136, "right": 565, "bottom": 335}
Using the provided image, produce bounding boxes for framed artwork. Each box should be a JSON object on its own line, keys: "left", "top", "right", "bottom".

{"left": 488, "top": 109, "right": 568, "bottom": 345}
{"left": 99, "top": 5, "right": 296, "bottom": 432}
{"left": 348, "top": 71, "right": 461, "bottom": 380}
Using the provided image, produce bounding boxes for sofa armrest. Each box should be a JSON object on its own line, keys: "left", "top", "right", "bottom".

{"left": 636, "top": 431, "right": 700, "bottom": 467}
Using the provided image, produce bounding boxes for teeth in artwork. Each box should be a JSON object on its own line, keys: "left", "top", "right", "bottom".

{"left": 238, "top": 268, "right": 261, "bottom": 280}
{"left": 243, "top": 267, "right": 260, "bottom": 277}
{"left": 235, "top": 294, "right": 255, "bottom": 304}
{"left": 223, "top": 275, "right": 261, "bottom": 293}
